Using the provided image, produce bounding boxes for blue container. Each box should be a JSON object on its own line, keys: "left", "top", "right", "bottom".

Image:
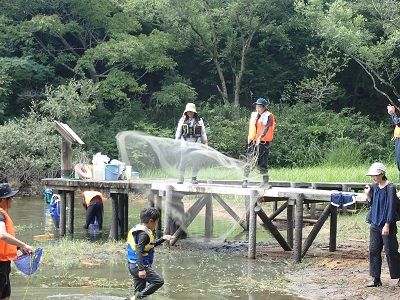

{"left": 104, "top": 164, "right": 119, "bottom": 180}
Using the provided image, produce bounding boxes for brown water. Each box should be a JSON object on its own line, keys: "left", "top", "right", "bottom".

{"left": 9, "top": 196, "right": 304, "bottom": 300}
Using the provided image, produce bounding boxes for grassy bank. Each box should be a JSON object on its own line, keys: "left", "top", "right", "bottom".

{"left": 270, "top": 163, "right": 397, "bottom": 183}
{"left": 143, "top": 163, "right": 399, "bottom": 183}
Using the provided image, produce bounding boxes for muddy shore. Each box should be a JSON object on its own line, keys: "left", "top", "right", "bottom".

{"left": 199, "top": 239, "right": 398, "bottom": 300}
{"left": 266, "top": 243, "right": 398, "bottom": 300}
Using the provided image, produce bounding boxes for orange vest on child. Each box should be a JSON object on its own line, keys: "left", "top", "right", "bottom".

{"left": 82, "top": 191, "right": 104, "bottom": 208}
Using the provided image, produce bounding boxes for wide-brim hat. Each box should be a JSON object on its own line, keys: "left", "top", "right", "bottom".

{"left": 366, "top": 162, "right": 386, "bottom": 176}
{"left": 184, "top": 103, "right": 197, "bottom": 113}
{"left": 0, "top": 183, "right": 19, "bottom": 199}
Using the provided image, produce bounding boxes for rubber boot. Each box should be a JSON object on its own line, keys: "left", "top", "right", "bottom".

{"left": 259, "top": 175, "right": 271, "bottom": 189}
{"left": 191, "top": 177, "right": 198, "bottom": 184}
{"left": 242, "top": 179, "right": 248, "bottom": 188}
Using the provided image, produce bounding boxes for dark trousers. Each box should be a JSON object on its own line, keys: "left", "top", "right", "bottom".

{"left": 128, "top": 263, "right": 164, "bottom": 297}
{"left": 369, "top": 223, "right": 400, "bottom": 279}
{"left": 0, "top": 261, "right": 11, "bottom": 299}
{"left": 396, "top": 138, "right": 400, "bottom": 173}
{"left": 244, "top": 141, "right": 269, "bottom": 177}
{"left": 84, "top": 199, "right": 104, "bottom": 230}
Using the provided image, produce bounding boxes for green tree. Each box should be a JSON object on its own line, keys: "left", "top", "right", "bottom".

{"left": 0, "top": 0, "right": 181, "bottom": 108}
{"left": 295, "top": 0, "right": 400, "bottom": 106}
{"left": 127, "top": 0, "right": 289, "bottom": 107}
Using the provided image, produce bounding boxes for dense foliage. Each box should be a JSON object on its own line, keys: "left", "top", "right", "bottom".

{"left": 0, "top": 0, "right": 398, "bottom": 187}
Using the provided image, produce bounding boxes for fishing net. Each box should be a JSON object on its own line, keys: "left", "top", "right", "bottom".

{"left": 116, "top": 130, "right": 248, "bottom": 181}
{"left": 116, "top": 131, "right": 269, "bottom": 242}
{"left": 14, "top": 247, "right": 43, "bottom": 275}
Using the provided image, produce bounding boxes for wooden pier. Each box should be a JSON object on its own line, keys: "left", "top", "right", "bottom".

{"left": 41, "top": 178, "right": 366, "bottom": 262}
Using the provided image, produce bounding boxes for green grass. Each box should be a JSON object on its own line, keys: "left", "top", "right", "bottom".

{"left": 270, "top": 164, "right": 398, "bottom": 183}
{"left": 141, "top": 163, "right": 399, "bottom": 183}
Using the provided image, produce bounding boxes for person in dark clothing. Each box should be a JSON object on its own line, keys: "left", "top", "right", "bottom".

{"left": 387, "top": 104, "right": 400, "bottom": 179}
{"left": 127, "top": 207, "right": 173, "bottom": 299}
{"left": 82, "top": 191, "right": 104, "bottom": 230}
{"left": 364, "top": 162, "right": 400, "bottom": 287}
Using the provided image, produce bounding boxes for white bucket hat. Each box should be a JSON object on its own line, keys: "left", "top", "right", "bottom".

{"left": 184, "top": 103, "right": 197, "bottom": 113}
{"left": 366, "top": 162, "right": 386, "bottom": 176}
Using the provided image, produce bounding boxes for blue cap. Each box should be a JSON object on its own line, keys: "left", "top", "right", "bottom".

{"left": 253, "top": 98, "right": 268, "bottom": 107}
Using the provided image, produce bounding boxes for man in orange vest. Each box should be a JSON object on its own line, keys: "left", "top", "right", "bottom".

{"left": 0, "top": 183, "right": 34, "bottom": 299}
{"left": 388, "top": 104, "right": 400, "bottom": 176}
{"left": 242, "top": 98, "right": 275, "bottom": 189}
{"left": 82, "top": 191, "right": 104, "bottom": 230}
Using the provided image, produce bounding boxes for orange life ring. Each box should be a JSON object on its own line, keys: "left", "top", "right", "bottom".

{"left": 74, "top": 164, "right": 92, "bottom": 179}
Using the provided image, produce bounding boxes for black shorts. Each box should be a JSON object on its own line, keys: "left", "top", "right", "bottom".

{"left": 0, "top": 261, "right": 11, "bottom": 298}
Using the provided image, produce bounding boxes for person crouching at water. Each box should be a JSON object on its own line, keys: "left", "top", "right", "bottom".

{"left": 82, "top": 191, "right": 104, "bottom": 230}
{"left": 0, "top": 183, "right": 34, "bottom": 300}
{"left": 364, "top": 162, "right": 400, "bottom": 287}
{"left": 127, "top": 207, "right": 173, "bottom": 299}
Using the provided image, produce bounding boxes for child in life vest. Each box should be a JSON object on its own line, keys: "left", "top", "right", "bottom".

{"left": 127, "top": 207, "right": 173, "bottom": 299}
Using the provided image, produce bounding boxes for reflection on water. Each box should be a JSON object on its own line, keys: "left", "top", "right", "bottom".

{"left": 9, "top": 196, "right": 302, "bottom": 300}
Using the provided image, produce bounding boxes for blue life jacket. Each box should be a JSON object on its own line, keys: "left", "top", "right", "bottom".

{"left": 127, "top": 224, "right": 155, "bottom": 265}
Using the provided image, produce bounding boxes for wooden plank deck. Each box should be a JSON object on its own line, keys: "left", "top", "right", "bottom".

{"left": 41, "top": 178, "right": 368, "bottom": 262}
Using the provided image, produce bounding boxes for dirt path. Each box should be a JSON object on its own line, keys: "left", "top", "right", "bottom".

{"left": 265, "top": 242, "right": 400, "bottom": 300}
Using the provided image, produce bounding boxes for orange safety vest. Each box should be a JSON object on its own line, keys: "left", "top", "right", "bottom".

{"left": 394, "top": 125, "right": 400, "bottom": 138}
{"left": 82, "top": 191, "right": 104, "bottom": 208}
{"left": 247, "top": 111, "right": 275, "bottom": 142}
{"left": 0, "top": 208, "right": 18, "bottom": 261}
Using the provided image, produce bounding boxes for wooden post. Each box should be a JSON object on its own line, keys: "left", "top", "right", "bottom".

{"left": 301, "top": 203, "right": 331, "bottom": 257}
{"left": 171, "top": 193, "right": 185, "bottom": 234}
{"left": 310, "top": 183, "right": 317, "bottom": 218}
{"left": 212, "top": 194, "right": 247, "bottom": 230}
{"left": 67, "top": 191, "right": 74, "bottom": 234}
{"left": 248, "top": 189, "right": 258, "bottom": 259}
{"left": 110, "top": 194, "right": 118, "bottom": 240}
{"left": 59, "top": 191, "right": 67, "bottom": 236}
{"left": 287, "top": 199, "right": 294, "bottom": 248}
{"left": 329, "top": 204, "right": 338, "bottom": 252}
{"left": 341, "top": 184, "right": 349, "bottom": 214}
{"left": 148, "top": 190, "right": 155, "bottom": 207}
{"left": 245, "top": 195, "right": 250, "bottom": 230}
{"left": 156, "top": 192, "right": 162, "bottom": 238}
{"left": 124, "top": 194, "right": 129, "bottom": 235}
{"left": 60, "top": 137, "right": 72, "bottom": 179}
{"left": 164, "top": 185, "right": 173, "bottom": 235}
{"left": 205, "top": 193, "right": 213, "bottom": 240}
{"left": 118, "top": 194, "right": 124, "bottom": 239}
{"left": 255, "top": 205, "right": 292, "bottom": 251}
{"left": 294, "top": 193, "right": 304, "bottom": 263}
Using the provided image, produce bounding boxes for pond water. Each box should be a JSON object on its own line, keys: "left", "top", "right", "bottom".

{"left": 9, "top": 195, "right": 303, "bottom": 300}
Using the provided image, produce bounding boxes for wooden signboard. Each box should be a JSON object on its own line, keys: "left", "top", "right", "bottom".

{"left": 52, "top": 121, "right": 84, "bottom": 178}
